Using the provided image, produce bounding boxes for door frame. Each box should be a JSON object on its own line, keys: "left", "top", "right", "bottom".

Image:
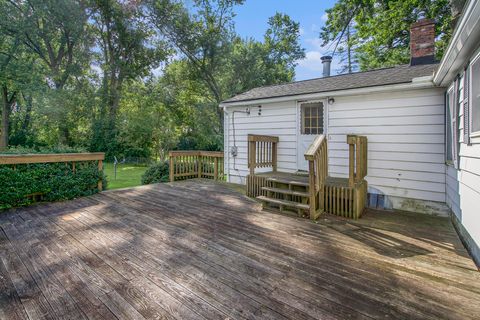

{"left": 295, "top": 99, "right": 328, "bottom": 171}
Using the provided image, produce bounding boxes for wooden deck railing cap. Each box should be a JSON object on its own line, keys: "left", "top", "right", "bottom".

{"left": 248, "top": 134, "right": 279, "bottom": 142}
{"left": 304, "top": 135, "right": 326, "bottom": 160}
{"left": 0, "top": 152, "right": 105, "bottom": 165}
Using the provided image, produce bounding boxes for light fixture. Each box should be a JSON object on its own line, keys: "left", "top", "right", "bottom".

{"left": 328, "top": 97, "right": 335, "bottom": 105}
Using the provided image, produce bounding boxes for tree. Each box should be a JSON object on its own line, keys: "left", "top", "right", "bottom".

{"left": 263, "top": 13, "right": 305, "bottom": 82}
{"left": 1, "top": 0, "right": 91, "bottom": 144}
{"left": 320, "top": 0, "right": 452, "bottom": 71}
{"left": 89, "top": 0, "right": 168, "bottom": 157}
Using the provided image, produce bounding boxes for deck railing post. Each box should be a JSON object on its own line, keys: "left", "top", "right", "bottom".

{"left": 308, "top": 159, "right": 316, "bottom": 219}
{"left": 272, "top": 141, "right": 277, "bottom": 172}
{"left": 248, "top": 139, "right": 256, "bottom": 175}
{"left": 98, "top": 160, "right": 103, "bottom": 191}
{"left": 169, "top": 152, "right": 174, "bottom": 182}
{"left": 349, "top": 143, "right": 355, "bottom": 187}
{"left": 198, "top": 154, "right": 202, "bottom": 178}
{"left": 214, "top": 157, "right": 218, "bottom": 180}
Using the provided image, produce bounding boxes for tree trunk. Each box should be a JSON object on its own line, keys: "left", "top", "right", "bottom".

{"left": 449, "top": 0, "right": 467, "bottom": 28}
{"left": 21, "top": 93, "right": 33, "bottom": 132}
{"left": 1, "top": 86, "right": 11, "bottom": 150}
{"left": 347, "top": 24, "right": 352, "bottom": 74}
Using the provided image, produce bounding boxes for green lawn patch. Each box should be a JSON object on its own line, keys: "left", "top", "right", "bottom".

{"left": 104, "top": 163, "right": 148, "bottom": 190}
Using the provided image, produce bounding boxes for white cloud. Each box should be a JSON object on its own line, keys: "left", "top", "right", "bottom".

{"left": 295, "top": 50, "right": 342, "bottom": 80}
{"left": 299, "top": 27, "right": 305, "bottom": 36}
{"left": 321, "top": 12, "right": 329, "bottom": 22}
{"left": 297, "top": 51, "right": 324, "bottom": 72}
{"left": 305, "top": 37, "right": 324, "bottom": 51}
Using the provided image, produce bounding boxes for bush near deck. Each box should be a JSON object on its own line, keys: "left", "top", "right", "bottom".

{"left": 0, "top": 162, "right": 105, "bottom": 209}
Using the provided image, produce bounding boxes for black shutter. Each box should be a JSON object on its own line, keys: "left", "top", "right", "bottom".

{"left": 464, "top": 65, "right": 471, "bottom": 145}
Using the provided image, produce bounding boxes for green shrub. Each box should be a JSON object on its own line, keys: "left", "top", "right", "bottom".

{"left": 1, "top": 145, "right": 86, "bottom": 154}
{"left": 141, "top": 161, "right": 170, "bottom": 185}
{"left": 0, "top": 161, "right": 105, "bottom": 210}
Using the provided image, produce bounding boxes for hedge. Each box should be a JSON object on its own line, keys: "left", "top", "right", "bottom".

{"left": 141, "top": 161, "right": 170, "bottom": 185}
{"left": 0, "top": 161, "right": 106, "bottom": 210}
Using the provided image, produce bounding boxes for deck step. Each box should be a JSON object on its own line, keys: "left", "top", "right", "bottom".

{"left": 266, "top": 177, "right": 309, "bottom": 187}
{"left": 261, "top": 187, "right": 309, "bottom": 197}
{"left": 257, "top": 196, "right": 310, "bottom": 210}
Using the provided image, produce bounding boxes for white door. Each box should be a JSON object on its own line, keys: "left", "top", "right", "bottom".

{"left": 297, "top": 101, "right": 326, "bottom": 171}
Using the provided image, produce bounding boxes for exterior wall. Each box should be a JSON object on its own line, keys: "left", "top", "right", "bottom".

{"left": 327, "top": 88, "right": 447, "bottom": 214}
{"left": 446, "top": 147, "right": 480, "bottom": 266}
{"left": 445, "top": 46, "right": 480, "bottom": 266}
{"left": 224, "top": 87, "right": 447, "bottom": 214}
{"left": 225, "top": 101, "right": 298, "bottom": 184}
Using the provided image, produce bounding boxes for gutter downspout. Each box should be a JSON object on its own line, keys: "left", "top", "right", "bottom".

{"left": 222, "top": 105, "right": 230, "bottom": 183}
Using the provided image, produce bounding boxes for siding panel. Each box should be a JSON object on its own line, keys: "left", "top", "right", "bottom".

{"left": 225, "top": 87, "right": 446, "bottom": 210}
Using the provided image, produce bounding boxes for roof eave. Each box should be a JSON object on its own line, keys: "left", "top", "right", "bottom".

{"left": 220, "top": 77, "right": 435, "bottom": 107}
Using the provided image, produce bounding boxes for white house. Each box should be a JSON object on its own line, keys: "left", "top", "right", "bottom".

{"left": 220, "top": 1, "right": 480, "bottom": 266}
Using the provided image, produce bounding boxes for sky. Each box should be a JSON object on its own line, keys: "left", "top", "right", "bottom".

{"left": 232, "top": 0, "right": 339, "bottom": 81}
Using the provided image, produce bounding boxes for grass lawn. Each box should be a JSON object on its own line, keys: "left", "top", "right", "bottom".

{"left": 104, "top": 163, "right": 148, "bottom": 190}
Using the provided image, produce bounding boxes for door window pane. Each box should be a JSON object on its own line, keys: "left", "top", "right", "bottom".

{"left": 301, "top": 102, "right": 324, "bottom": 135}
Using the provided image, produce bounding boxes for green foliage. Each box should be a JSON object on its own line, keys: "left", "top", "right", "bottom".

{"left": 141, "top": 161, "right": 170, "bottom": 185}
{"left": 1, "top": 0, "right": 305, "bottom": 161}
{"left": 321, "top": 0, "right": 453, "bottom": 71}
{"left": 0, "top": 162, "right": 104, "bottom": 210}
{"left": 104, "top": 163, "right": 148, "bottom": 190}
{"left": 0, "top": 146, "right": 86, "bottom": 154}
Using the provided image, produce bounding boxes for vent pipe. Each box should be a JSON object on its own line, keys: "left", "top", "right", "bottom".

{"left": 321, "top": 56, "right": 332, "bottom": 77}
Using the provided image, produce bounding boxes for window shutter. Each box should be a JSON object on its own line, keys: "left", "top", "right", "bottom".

{"left": 464, "top": 65, "right": 471, "bottom": 144}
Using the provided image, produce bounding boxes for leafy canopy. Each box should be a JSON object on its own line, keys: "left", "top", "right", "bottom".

{"left": 321, "top": 0, "right": 452, "bottom": 71}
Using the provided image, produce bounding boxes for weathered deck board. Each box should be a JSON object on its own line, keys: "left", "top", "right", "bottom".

{"left": 0, "top": 179, "right": 479, "bottom": 319}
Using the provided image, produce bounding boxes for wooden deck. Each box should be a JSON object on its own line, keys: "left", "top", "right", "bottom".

{"left": 1, "top": 179, "right": 479, "bottom": 319}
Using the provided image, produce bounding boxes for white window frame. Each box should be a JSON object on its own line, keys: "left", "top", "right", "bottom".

{"left": 446, "top": 85, "right": 455, "bottom": 166}
{"left": 300, "top": 101, "right": 325, "bottom": 135}
{"left": 469, "top": 51, "right": 480, "bottom": 142}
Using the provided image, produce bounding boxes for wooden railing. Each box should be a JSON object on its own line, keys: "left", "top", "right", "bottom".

{"left": 169, "top": 151, "right": 224, "bottom": 182}
{"left": 347, "top": 135, "right": 368, "bottom": 187}
{"left": 248, "top": 134, "right": 279, "bottom": 175}
{"left": 0, "top": 153, "right": 105, "bottom": 190}
{"left": 304, "top": 135, "right": 328, "bottom": 219}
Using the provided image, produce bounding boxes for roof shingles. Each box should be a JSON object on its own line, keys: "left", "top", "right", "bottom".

{"left": 222, "top": 63, "right": 438, "bottom": 104}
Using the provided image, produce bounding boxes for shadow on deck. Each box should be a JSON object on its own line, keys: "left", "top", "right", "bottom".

{"left": 0, "top": 179, "right": 479, "bottom": 319}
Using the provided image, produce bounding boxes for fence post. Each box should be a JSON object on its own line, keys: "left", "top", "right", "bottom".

{"left": 308, "top": 160, "right": 316, "bottom": 219}
{"left": 198, "top": 154, "right": 202, "bottom": 178}
{"left": 214, "top": 157, "right": 218, "bottom": 180}
{"left": 169, "top": 152, "right": 174, "bottom": 182}
{"left": 98, "top": 159, "right": 103, "bottom": 191}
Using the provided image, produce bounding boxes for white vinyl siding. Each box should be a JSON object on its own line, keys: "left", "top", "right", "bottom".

{"left": 446, "top": 143, "right": 480, "bottom": 255}
{"left": 446, "top": 48, "right": 480, "bottom": 259}
{"left": 327, "top": 88, "right": 446, "bottom": 204}
{"left": 224, "top": 87, "right": 446, "bottom": 208}
{"left": 225, "top": 101, "right": 297, "bottom": 183}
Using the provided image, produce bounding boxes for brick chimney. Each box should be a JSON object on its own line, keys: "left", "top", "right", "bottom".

{"left": 410, "top": 18, "right": 435, "bottom": 65}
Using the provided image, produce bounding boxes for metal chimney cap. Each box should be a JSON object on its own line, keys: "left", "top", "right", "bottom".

{"left": 321, "top": 55, "right": 332, "bottom": 62}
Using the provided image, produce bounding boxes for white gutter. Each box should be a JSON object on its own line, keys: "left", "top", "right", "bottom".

{"left": 220, "top": 77, "right": 435, "bottom": 108}
{"left": 433, "top": 0, "right": 480, "bottom": 86}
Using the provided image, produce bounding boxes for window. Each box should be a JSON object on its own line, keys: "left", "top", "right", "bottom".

{"left": 471, "top": 56, "right": 480, "bottom": 135}
{"left": 301, "top": 102, "right": 323, "bottom": 134}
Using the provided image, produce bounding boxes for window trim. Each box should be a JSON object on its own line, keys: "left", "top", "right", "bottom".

{"left": 469, "top": 51, "right": 480, "bottom": 141}
{"left": 446, "top": 85, "right": 455, "bottom": 166}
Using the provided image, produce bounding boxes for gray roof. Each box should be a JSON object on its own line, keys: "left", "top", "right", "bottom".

{"left": 222, "top": 63, "right": 438, "bottom": 104}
